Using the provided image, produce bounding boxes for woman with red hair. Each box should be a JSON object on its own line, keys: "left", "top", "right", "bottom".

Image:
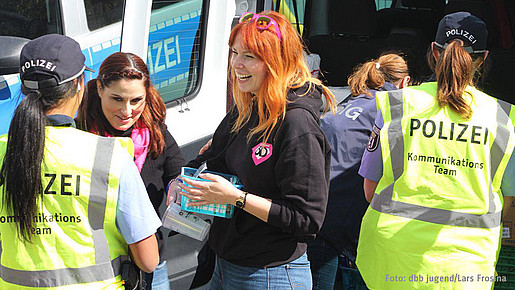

{"left": 170, "top": 11, "right": 336, "bottom": 289}
{"left": 77, "top": 52, "right": 185, "bottom": 289}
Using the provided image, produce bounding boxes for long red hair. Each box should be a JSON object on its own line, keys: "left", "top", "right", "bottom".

{"left": 77, "top": 52, "right": 166, "bottom": 157}
{"left": 229, "top": 11, "right": 336, "bottom": 142}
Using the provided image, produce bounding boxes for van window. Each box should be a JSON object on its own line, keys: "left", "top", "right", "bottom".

{"left": 376, "top": 0, "right": 393, "bottom": 9}
{"left": 0, "top": 0, "right": 62, "bottom": 39}
{"left": 275, "top": 1, "right": 393, "bottom": 36}
{"left": 84, "top": 0, "right": 124, "bottom": 31}
{"left": 274, "top": 0, "right": 306, "bottom": 35}
{"left": 147, "top": 0, "right": 204, "bottom": 103}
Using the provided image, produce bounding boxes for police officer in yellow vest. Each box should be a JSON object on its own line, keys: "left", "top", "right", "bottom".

{"left": 357, "top": 12, "right": 515, "bottom": 289}
{"left": 0, "top": 34, "right": 160, "bottom": 289}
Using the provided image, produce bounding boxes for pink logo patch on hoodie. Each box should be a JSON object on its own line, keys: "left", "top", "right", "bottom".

{"left": 252, "top": 143, "right": 273, "bottom": 166}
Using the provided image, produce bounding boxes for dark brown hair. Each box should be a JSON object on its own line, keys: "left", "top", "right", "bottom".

{"left": 77, "top": 52, "right": 166, "bottom": 157}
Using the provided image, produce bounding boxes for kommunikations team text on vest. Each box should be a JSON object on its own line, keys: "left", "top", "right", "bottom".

{"left": 408, "top": 117, "right": 486, "bottom": 176}
{"left": 0, "top": 172, "right": 83, "bottom": 235}
{"left": 0, "top": 213, "right": 82, "bottom": 235}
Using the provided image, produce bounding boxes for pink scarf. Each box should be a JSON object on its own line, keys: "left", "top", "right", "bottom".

{"left": 130, "top": 126, "right": 150, "bottom": 172}
{"left": 91, "top": 122, "right": 150, "bottom": 173}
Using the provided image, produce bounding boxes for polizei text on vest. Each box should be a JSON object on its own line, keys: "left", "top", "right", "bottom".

{"left": 410, "top": 118, "right": 488, "bottom": 144}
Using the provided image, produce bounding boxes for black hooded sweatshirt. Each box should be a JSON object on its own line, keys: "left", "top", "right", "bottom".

{"left": 187, "top": 84, "right": 331, "bottom": 267}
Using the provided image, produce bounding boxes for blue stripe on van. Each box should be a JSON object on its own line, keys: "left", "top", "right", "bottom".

{"left": 0, "top": 75, "right": 23, "bottom": 135}
{"left": 147, "top": 9, "right": 200, "bottom": 100}
{"left": 83, "top": 38, "right": 121, "bottom": 81}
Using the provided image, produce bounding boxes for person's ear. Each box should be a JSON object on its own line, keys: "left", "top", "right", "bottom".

{"left": 483, "top": 50, "right": 489, "bottom": 61}
{"left": 96, "top": 79, "right": 103, "bottom": 96}
{"left": 72, "top": 78, "right": 81, "bottom": 93}
{"left": 474, "top": 50, "right": 489, "bottom": 68}
{"left": 431, "top": 42, "right": 439, "bottom": 60}
{"left": 399, "top": 76, "right": 410, "bottom": 89}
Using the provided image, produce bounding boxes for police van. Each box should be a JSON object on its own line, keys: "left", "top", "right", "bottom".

{"left": 1, "top": 0, "right": 514, "bottom": 288}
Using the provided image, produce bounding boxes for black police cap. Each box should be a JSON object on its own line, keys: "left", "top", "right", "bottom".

{"left": 434, "top": 12, "right": 487, "bottom": 54}
{"left": 19, "top": 34, "right": 94, "bottom": 90}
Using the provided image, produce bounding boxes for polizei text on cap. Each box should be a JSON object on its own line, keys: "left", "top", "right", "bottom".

{"left": 21, "top": 59, "right": 57, "bottom": 73}
{"left": 446, "top": 29, "right": 477, "bottom": 44}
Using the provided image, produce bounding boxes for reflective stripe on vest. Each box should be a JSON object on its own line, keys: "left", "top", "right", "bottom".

{"left": 0, "top": 249, "right": 126, "bottom": 287}
{"left": 370, "top": 90, "right": 512, "bottom": 229}
{"left": 0, "top": 137, "right": 128, "bottom": 287}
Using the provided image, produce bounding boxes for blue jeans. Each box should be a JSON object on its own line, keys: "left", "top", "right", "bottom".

{"left": 209, "top": 253, "right": 312, "bottom": 290}
{"left": 340, "top": 255, "right": 366, "bottom": 290}
{"left": 143, "top": 261, "right": 170, "bottom": 290}
{"left": 307, "top": 238, "right": 339, "bottom": 290}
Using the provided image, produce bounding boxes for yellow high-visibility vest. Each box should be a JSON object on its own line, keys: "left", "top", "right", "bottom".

{"left": 357, "top": 82, "right": 515, "bottom": 289}
{"left": 0, "top": 126, "right": 134, "bottom": 289}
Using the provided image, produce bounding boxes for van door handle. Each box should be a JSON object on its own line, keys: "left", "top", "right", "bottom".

{"left": 175, "top": 99, "right": 190, "bottom": 113}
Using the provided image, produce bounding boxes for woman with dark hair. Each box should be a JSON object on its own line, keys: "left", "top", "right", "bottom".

{"left": 169, "top": 11, "right": 336, "bottom": 289}
{"left": 308, "top": 53, "right": 410, "bottom": 289}
{"left": 357, "top": 12, "right": 515, "bottom": 289}
{"left": 77, "top": 52, "right": 185, "bottom": 290}
{"left": 0, "top": 34, "right": 159, "bottom": 289}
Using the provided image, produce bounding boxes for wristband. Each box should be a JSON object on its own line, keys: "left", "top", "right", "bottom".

{"left": 235, "top": 191, "right": 248, "bottom": 209}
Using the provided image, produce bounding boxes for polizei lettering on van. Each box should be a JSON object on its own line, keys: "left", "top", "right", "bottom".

{"left": 21, "top": 59, "right": 57, "bottom": 73}
{"left": 409, "top": 118, "right": 488, "bottom": 145}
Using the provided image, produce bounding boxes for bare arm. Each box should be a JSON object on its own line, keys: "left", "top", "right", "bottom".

{"left": 364, "top": 178, "right": 378, "bottom": 202}
{"left": 199, "top": 139, "right": 212, "bottom": 155}
{"left": 242, "top": 191, "right": 272, "bottom": 222}
{"left": 178, "top": 173, "right": 272, "bottom": 222}
{"left": 128, "top": 234, "right": 159, "bottom": 273}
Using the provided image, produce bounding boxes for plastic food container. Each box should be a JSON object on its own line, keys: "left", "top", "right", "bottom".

{"left": 180, "top": 167, "right": 243, "bottom": 218}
